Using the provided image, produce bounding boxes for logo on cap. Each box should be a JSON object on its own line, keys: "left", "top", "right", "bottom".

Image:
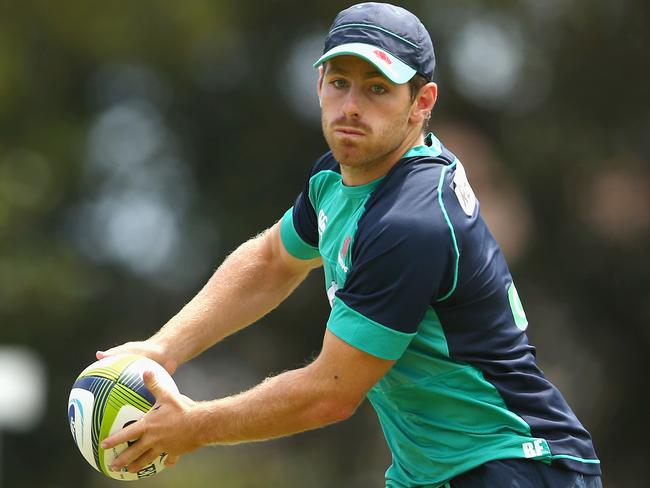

{"left": 373, "top": 49, "right": 392, "bottom": 65}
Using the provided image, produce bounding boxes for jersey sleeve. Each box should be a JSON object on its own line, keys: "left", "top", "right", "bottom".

{"left": 327, "top": 172, "right": 457, "bottom": 360}
{"left": 280, "top": 204, "right": 320, "bottom": 260}
{"left": 279, "top": 155, "right": 332, "bottom": 260}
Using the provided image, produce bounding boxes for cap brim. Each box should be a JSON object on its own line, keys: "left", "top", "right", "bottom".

{"left": 313, "top": 42, "right": 416, "bottom": 84}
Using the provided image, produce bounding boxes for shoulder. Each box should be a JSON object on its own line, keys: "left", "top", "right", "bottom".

{"left": 362, "top": 153, "right": 459, "bottom": 238}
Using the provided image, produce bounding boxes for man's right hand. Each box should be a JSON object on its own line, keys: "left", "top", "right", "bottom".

{"left": 96, "top": 341, "right": 178, "bottom": 374}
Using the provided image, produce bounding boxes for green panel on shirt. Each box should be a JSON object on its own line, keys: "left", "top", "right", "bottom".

{"left": 327, "top": 297, "right": 416, "bottom": 360}
{"left": 280, "top": 208, "right": 320, "bottom": 260}
{"left": 369, "top": 307, "right": 552, "bottom": 486}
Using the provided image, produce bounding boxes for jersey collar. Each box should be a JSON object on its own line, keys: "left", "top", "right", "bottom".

{"left": 402, "top": 132, "right": 443, "bottom": 158}
{"left": 339, "top": 133, "right": 442, "bottom": 197}
{"left": 340, "top": 175, "right": 385, "bottom": 197}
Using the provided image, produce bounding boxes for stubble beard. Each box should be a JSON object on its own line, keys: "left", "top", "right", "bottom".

{"left": 321, "top": 111, "right": 411, "bottom": 172}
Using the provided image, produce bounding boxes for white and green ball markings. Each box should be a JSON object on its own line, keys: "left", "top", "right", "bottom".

{"left": 68, "top": 354, "right": 179, "bottom": 481}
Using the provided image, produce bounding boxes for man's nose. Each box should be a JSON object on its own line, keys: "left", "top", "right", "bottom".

{"left": 341, "top": 88, "right": 361, "bottom": 119}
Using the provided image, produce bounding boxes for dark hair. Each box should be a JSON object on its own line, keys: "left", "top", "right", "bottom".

{"left": 408, "top": 74, "right": 432, "bottom": 134}
{"left": 408, "top": 74, "right": 429, "bottom": 101}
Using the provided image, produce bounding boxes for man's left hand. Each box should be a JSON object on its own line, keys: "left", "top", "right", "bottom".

{"left": 102, "top": 370, "right": 202, "bottom": 473}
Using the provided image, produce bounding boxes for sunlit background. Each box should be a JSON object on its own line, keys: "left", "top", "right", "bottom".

{"left": 1, "top": 1, "right": 648, "bottom": 486}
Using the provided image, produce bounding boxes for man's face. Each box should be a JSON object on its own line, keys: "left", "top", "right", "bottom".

{"left": 319, "top": 55, "right": 415, "bottom": 168}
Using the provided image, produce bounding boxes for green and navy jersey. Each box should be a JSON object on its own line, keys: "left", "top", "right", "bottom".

{"left": 280, "top": 133, "right": 600, "bottom": 487}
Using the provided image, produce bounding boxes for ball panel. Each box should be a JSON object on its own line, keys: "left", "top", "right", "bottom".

{"left": 89, "top": 377, "right": 118, "bottom": 469}
{"left": 70, "top": 376, "right": 117, "bottom": 469}
{"left": 77, "top": 354, "right": 146, "bottom": 382}
{"left": 108, "top": 383, "right": 152, "bottom": 414}
{"left": 68, "top": 387, "right": 100, "bottom": 471}
{"left": 116, "top": 369, "right": 156, "bottom": 406}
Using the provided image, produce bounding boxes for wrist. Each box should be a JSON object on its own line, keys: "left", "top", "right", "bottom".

{"left": 189, "top": 401, "right": 218, "bottom": 447}
{"left": 147, "top": 336, "right": 180, "bottom": 374}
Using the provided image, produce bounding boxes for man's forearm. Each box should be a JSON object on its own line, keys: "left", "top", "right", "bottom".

{"left": 151, "top": 225, "right": 312, "bottom": 367}
{"left": 191, "top": 363, "right": 355, "bottom": 446}
{"left": 185, "top": 330, "right": 392, "bottom": 446}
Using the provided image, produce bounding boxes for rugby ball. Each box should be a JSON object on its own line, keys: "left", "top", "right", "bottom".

{"left": 68, "top": 354, "right": 179, "bottom": 481}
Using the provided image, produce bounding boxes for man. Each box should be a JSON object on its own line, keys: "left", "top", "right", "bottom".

{"left": 99, "top": 3, "right": 602, "bottom": 487}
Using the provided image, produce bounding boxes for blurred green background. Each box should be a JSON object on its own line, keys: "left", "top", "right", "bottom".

{"left": 0, "top": 0, "right": 648, "bottom": 486}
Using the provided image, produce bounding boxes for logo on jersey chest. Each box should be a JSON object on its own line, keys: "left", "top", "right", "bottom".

{"left": 318, "top": 209, "right": 328, "bottom": 237}
{"left": 337, "top": 236, "right": 351, "bottom": 273}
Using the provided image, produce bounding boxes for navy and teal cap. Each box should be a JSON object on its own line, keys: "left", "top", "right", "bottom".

{"left": 314, "top": 2, "right": 435, "bottom": 84}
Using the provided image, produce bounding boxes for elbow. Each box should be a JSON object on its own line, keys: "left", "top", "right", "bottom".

{"left": 317, "top": 397, "right": 359, "bottom": 424}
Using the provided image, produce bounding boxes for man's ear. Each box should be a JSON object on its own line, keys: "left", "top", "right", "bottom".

{"left": 411, "top": 82, "right": 437, "bottom": 124}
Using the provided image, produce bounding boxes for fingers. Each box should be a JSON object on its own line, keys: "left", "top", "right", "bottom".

{"left": 101, "top": 374, "right": 165, "bottom": 451}
{"left": 143, "top": 370, "right": 166, "bottom": 400}
{"left": 114, "top": 451, "right": 178, "bottom": 474}
{"left": 96, "top": 349, "right": 112, "bottom": 360}
{"left": 109, "top": 441, "right": 150, "bottom": 472}
{"left": 123, "top": 448, "right": 155, "bottom": 474}
{"left": 94, "top": 343, "right": 177, "bottom": 374}
{"left": 163, "top": 453, "right": 180, "bottom": 467}
{"left": 96, "top": 343, "right": 133, "bottom": 360}
{"left": 102, "top": 421, "right": 142, "bottom": 450}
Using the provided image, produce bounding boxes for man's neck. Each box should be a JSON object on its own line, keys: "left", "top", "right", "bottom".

{"left": 340, "top": 130, "right": 425, "bottom": 187}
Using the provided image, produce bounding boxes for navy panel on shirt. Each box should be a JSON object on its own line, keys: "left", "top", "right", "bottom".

{"left": 336, "top": 155, "right": 456, "bottom": 334}
{"left": 430, "top": 155, "right": 600, "bottom": 475}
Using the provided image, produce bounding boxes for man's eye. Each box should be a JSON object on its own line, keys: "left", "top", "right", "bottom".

{"left": 370, "top": 84, "right": 387, "bottom": 94}
{"left": 332, "top": 79, "right": 347, "bottom": 88}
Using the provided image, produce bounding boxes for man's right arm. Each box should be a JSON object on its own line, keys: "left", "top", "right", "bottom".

{"left": 97, "top": 221, "right": 322, "bottom": 372}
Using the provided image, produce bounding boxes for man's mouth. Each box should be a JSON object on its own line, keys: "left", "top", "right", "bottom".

{"left": 334, "top": 127, "right": 365, "bottom": 136}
